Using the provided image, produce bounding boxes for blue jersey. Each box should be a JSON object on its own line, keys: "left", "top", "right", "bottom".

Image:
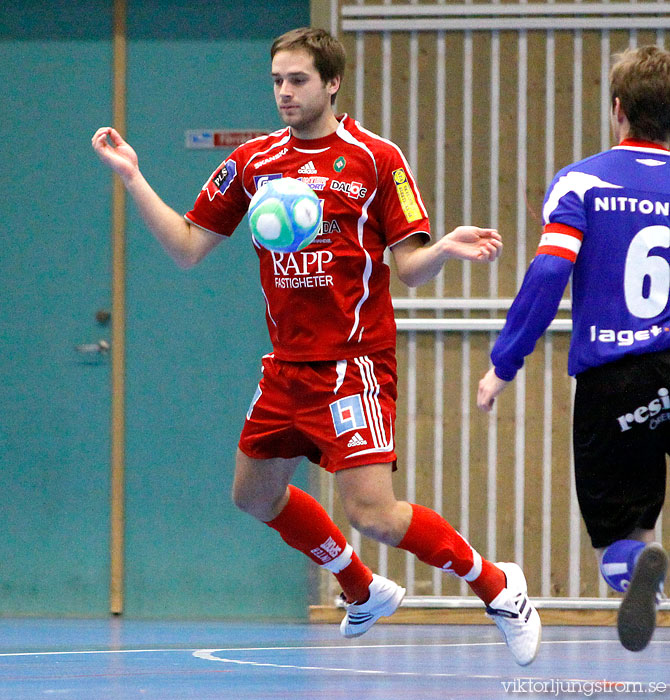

{"left": 492, "top": 139, "right": 670, "bottom": 379}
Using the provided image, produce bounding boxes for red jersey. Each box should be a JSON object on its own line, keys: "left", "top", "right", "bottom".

{"left": 185, "top": 114, "right": 430, "bottom": 361}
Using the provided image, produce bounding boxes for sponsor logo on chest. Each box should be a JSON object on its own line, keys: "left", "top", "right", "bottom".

{"left": 298, "top": 176, "right": 329, "bottom": 191}
{"left": 270, "top": 250, "right": 335, "bottom": 289}
{"left": 330, "top": 179, "right": 367, "bottom": 199}
{"left": 253, "top": 147, "right": 289, "bottom": 169}
{"left": 298, "top": 160, "right": 318, "bottom": 174}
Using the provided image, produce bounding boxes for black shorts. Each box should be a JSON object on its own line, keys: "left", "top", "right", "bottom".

{"left": 573, "top": 351, "right": 670, "bottom": 549}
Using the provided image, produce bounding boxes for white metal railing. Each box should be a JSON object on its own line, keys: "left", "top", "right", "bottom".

{"left": 322, "top": 2, "right": 668, "bottom": 610}
{"left": 393, "top": 301, "right": 573, "bottom": 601}
{"left": 393, "top": 297, "right": 572, "bottom": 332}
{"left": 341, "top": 2, "right": 670, "bottom": 31}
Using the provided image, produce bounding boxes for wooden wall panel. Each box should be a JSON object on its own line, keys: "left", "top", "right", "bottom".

{"left": 318, "top": 1, "right": 670, "bottom": 608}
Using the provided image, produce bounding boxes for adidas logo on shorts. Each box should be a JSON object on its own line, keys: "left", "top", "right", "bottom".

{"left": 298, "top": 160, "right": 318, "bottom": 174}
{"left": 347, "top": 432, "right": 367, "bottom": 447}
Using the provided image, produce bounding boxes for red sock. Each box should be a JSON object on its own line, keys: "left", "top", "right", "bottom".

{"left": 397, "top": 504, "right": 505, "bottom": 604}
{"left": 266, "top": 485, "right": 373, "bottom": 602}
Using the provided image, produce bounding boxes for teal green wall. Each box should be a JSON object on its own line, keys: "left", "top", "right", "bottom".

{"left": 1, "top": 0, "right": 310, "bottom": 619}
{"left": 0, "top": 5, "right": 114, "bottom": 615}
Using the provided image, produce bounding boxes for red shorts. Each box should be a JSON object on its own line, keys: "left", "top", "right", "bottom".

{"left": 239, "top": 347, "right": 398, "bottom": 472}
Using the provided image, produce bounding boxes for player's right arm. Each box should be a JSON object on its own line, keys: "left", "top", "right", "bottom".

{"left": 91, "top": 127, "right": 221, "bottom": 268}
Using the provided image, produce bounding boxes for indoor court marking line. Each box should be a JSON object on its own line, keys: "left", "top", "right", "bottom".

{"left": 0, "top": 641, "right": 666, "bottom": 686}
{"left": 193, "top": 649, "right": 503, "bottom": 679}
{"left": 193, "top": 641, "right": 670, "bottom": 683}
{"left": 0, "top": 648, "right": 192, "bottom": 657}
{"left": 0, "top": 637, "right": 667, "bottom": 658}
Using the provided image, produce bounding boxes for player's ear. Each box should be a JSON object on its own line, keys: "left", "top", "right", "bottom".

{"left": 612, "top": 96, "right": 625, "bottom": 123}
{"left": 327, "top": 75, "right": 341, "bottom": 97}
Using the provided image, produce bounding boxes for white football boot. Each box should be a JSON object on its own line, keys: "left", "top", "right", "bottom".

{"left": 485, "top": 562, "right": 542, "bottom": 666}
{"left": 340, "top": 574, "right": 406, "bottom": 638}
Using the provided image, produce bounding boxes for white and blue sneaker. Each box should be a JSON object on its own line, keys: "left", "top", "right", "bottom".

{"left": 485, "top": 562, "right": 542, "bottom": 666}
{"left": 340, "top": 574, "right": 406, "bottom": 638}
{"left": 617, "top": 542, "right": 668, "bottom": 651}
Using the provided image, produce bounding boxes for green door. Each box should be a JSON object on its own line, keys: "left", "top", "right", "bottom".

{"left": 0, "top": 10, "right": 113, "bottom": 615}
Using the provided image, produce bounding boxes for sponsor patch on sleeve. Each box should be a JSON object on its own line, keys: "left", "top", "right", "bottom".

{"left": 392, "top": 168, "right": 422, "bottom": 223}
{"left": 204, "top": 159, "right": 237, "bottom": 201}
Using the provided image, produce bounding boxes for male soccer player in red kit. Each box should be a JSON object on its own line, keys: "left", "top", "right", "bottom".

{"left": 93, "top": 27, "right": 540, "bottom": 665}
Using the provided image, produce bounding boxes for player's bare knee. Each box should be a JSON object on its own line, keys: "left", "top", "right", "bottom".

{"left": 346, "top": 506, "right": 395, "bottom": 544}
{"left": 231, "top": 482, "right": 255, "bottom": 515}
{"left": 232, "top": 481, "right": 288, "bottom": 522}
{"left": 232, "top": 482, "right": 265, "bottom": 518}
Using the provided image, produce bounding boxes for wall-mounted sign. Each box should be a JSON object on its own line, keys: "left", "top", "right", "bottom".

{"left": 185, "top": 129, "right": 267, "bottom": 149}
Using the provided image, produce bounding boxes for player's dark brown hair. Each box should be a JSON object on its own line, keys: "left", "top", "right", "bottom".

{"left": 271, "top": 27, "right": 345, "bottom": 104}
{"left": 610, "top": 45, "right": 670, "bottom": 143}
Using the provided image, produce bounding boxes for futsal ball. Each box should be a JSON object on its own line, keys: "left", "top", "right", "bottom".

{"left": 248, "top": 177, "right": 322, "bottom": 253}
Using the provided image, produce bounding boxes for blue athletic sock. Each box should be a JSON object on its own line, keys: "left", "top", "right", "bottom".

{"left": 600, "top": 539, "right": 646, "bottom": 592}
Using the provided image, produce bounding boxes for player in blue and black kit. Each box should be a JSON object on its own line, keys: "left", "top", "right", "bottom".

{"left": 477, "top": 45, "right": 670, "bottom": 652}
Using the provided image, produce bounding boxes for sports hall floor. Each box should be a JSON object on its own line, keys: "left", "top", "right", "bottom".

{"left": 0, "top": 618, "right": 668, "bottom": 699}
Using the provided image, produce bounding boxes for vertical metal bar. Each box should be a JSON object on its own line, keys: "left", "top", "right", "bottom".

{"left": 435, "top": 30, "right": 447, "bottom": 285}
{"left": 487, "top": 28, "right": 501, "bottom": 564}
{"left": 110, "top": 0, "right": 127, "bottom": 616}
{"left": 381, "top": 41, "right": 391, "bottom": 139}
{"left": 407, "top": 22, "right": 419, "bottom": 293}
{"left": 513, "top": 29, "right": 528, "bottom": 569}
{"left": 515, "top": 23, "right": 529, "bottom": 575}
{"left": 516, "top": 33, "right": 528, "bottom": 286}
{"left": 409, "top": 31, "right": 419, "bottom": 168}
{"left": 542, "top": 29, "right": 556, "bottom": 598}
{"left": 380, "top": 3, "right": 392, "bottom": 270}
{"left": 460, "top": 336, "right": 471, "bottom": 596}
{"left": 406, "top": 333, "right": 417, "bottom": 594}
{"left": 355, "top": 33, "right": 364, "bottom": 123}
{"left": 542, "top": 338, "right": 553, "bottom": 597}
{"left": 462, "top": 30, "right": 473, "bottom": 290}
{"left": 546, "top": 31, "right": 555, "bottom": 192}
{"left": 458, "top": 28, "right": 474, "bottom": 594}
{"left": 330, "top": 0, "right": 339, "bottom": 37}
{"left": 514, "top": 372, "right": 526, "bottom": 569}
{"left": 433, "top": 28, "right": 447, "bottom": 596}
{"left": 405, "top": 16, "right": 420, "bottom": 594}
{"left": 574, "top": 30, "right": 583, "bottom": 163}
{"left": 568, "top": 31, "right": 584, "bottom": 596}
{"left": 489, "top": 28, "right": 500, "bottom": 288}
{"left": 433, "top": 331, "right": 445, "bottom": 595}
{"left": 601, "top": 32, "right": 611, "bottom": 151}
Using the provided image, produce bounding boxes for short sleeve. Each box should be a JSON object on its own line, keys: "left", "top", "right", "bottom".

{"left": 374, "top": 146, "right": 431, "bottom": 247}
{"left": 184, "top": 151, "right": 250, "bottom": 237}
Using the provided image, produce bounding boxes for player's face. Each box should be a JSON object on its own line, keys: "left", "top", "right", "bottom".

{"left": 271, "top": 49, "right": 339, "bottom": 137}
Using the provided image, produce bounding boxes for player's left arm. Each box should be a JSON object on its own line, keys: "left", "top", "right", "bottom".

{"left": 477, "top": 253, "right": 573, "bottom": 412}
{"left": 391, "top": 227, "right": 502, "bottom": 288}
